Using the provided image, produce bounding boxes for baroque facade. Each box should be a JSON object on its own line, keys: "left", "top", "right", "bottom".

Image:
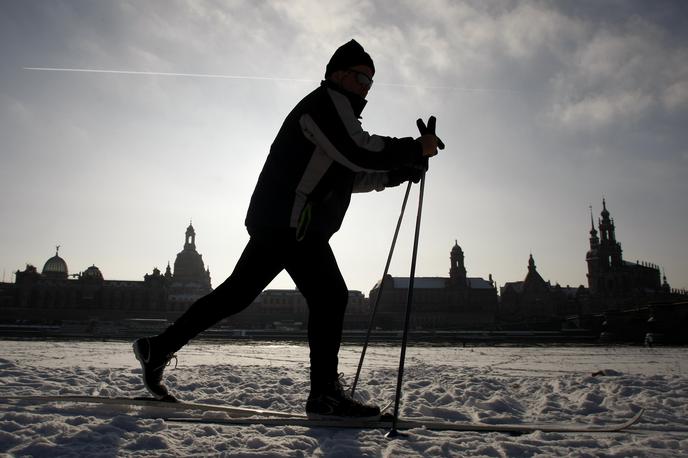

{"left": 0, "top": 223, "right": 371, "bottom": 330}
{"left": 499, "top": 199, "right": 682, "bottom": 328}
{"left": 500, "top": 254, "right": 584, "bottom": 327}
{"left": 369, "top": 241, "right": 498, "bottom": 330}
{"left": 1, "top": 223, "right": 212, "bottom": 322}
{"left": 585, "top": 199, "right": 669, "bottom": 307}
{"left": 166, "top": 223, "right": 212, "bottom": 315}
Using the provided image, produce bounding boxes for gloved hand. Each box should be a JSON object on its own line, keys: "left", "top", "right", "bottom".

{"left": 387, "top": 162, "right": 425, "bottom": 187}
{"left": 416, "top": 115, "right": 445, "bottom": 152}
{"left": 417, "top": 134, "right": 439, "bottom": 157}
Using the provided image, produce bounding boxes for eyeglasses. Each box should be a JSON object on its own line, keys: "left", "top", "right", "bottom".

{"left": 347, "top": 69, "right": 373, "bottom": 89}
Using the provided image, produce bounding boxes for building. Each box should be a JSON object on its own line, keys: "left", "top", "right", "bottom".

{"left": 500, "top": 254, "right": 585, "bottom": 328}
{"left": 369, "top": 241, "right": 498, "bottom": 330}
{"left": 0, "top": 223, "right": 371, "bottom": 332}
{"left": 586, "top": 199, "right": 670, "bottom": 309}
{"left": 217, "top": 289, "right": 369, "bottom": 330}
{"left": 6, "top": 248, "right": 168, "bottom": 322}
{"left": 1, "top": 223, "right": 213, "bottom": 324}
{"left": 499, "top": 199, "right": 686, "bottom": 336}
{"left": 166, "top": 222, "right": 213, "bottom": 315}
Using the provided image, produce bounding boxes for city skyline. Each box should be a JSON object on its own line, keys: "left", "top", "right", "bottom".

{"left": 1, "top": 1, "right": 687, "bottom": 294}
{"left": 5, "top": 199, "right": 679, "bottom": 296}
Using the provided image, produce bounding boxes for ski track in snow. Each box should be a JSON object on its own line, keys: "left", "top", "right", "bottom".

{"left": 0, "top": 340, "right": 687, "bottom": 457}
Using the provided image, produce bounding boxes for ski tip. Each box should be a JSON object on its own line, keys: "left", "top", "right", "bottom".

{"left": 631, "top": 408, "right": 645, "bottom": 424}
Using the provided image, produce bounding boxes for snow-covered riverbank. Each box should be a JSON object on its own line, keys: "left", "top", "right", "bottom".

{"left": 1, "top": 340, "right": 686, "bottom": 457}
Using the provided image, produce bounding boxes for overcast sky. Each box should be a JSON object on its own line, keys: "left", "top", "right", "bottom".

{"left": 1, "top": 0, "right": 687, "bottom": 295}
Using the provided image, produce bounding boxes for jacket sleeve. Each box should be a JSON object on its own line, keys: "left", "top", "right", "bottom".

{"left": 299, "top": 88, "right": 423, "bottom": 172}
{"left": 352, "top": 171, "right": 389, "bottom": 193}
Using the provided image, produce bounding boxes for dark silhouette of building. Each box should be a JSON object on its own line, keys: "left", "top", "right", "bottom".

{"left": 216, "top": 289, "right": 369, "bottom": 330}
{"left": 0, "top": 224, "right": 370, "bottom": 334}
{"left": 586, "top": 199, "right": 667, "bottom": 308}
{"left": 1, "top": 223, "right": 213, "bottom": 323}
{"left": 42, "top": 246, "right": 68, "bottom": 280}
{"left": 8, "top": 256, "right": 168, "bottom": 322}
{"left": 2, "top": 203, "right": 685, "bottom": 339}
{"left": 167, "top": 222, "right": 212, "bottom": 315}
{"left": 369, "top": 241, "right": 498, "bottom": 330}
{"left": 500, "top": 254, "right": 585, "bottom": 328}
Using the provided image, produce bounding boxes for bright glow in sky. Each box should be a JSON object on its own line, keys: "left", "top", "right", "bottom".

{"left": 1, "top": 0, "right": 687, "bottom": 295}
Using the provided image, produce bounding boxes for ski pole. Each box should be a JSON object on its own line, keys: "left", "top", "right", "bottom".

{"left": 387, "top": 170, "right": 426, "bottom": 438}
{"left": 351, "top": 180, "right": 413, "bottom": 398}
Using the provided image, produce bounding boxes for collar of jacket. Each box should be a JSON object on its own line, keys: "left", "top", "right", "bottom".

{"left": 321, "top": 80, "right": 368, "bottom": 118}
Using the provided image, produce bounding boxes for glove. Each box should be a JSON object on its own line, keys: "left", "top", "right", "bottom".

{"left": 416, "top": 116, "right": 445, "bottom": 150}
{"left": 387, "top": 165, "right": 424, "bottom": 187}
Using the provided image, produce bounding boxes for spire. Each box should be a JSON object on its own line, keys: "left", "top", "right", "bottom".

{"left": 449, "top": 240, "right": 466, "bottom": 285}
{"left": 164, "top": 261, "right": 172, "bottom": 279}
{"left": 184, "top": 221, "right": 196, "bottom": 250}
{"left": 523, "top": 253, "right": 547, "bottom": 292}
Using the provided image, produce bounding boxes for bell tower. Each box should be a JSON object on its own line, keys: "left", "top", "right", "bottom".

{"left": 449, "top": 240, "right": 467, "bottom": 287}
{"left": 598, "top": 199, "right": 623, "bottom": 270}
{"left": 184, "top": 221, "right": 196, "bottom": 250}
{"left": 586, "top": 206, "right": 601, "bottom": 292}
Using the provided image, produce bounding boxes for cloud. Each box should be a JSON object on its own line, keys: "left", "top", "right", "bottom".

{"left": 497, "top": 3, "right": 585, "bottom": 60}
{"left": 661, "top": 51, "right": 688, "bottom": 112}
{"left": 554, "top": 91, "right": 655, "bottom": 129}
{"left": 663, "top": 80, "right": 688, "bottom": 111}
{"left": 545, "top": 21, "right": 684, "bottom": 131}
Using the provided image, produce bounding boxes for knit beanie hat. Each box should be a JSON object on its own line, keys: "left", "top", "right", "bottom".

{"left": 325, "top": 39, "right": 375, "bottom": 78}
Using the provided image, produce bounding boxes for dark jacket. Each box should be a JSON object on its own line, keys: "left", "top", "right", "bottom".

{"left": 245, "top": 80, "right": 423, "bottom": 239}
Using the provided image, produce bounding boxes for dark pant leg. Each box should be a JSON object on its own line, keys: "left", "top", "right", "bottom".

{"left": 157, "top": 234, "right": 286, "bottom": 352}
{"left": 285, "top": 238, "right": 349, "bottom": 391}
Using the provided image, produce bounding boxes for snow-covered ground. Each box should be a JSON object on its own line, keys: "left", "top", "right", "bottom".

{"left": 1, "top": 340, "right": 687, "bottom": 457}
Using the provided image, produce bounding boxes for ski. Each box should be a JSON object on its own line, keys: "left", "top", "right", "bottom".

{"left": 5, "top": 394, "right": 392, "bottom": 419}
{"left": 4, "top": 395, "right": 644, "bottom": 434}
{"left": 4, "top": 395, "right": 302, "bottom": 419}
{"left": 166, "top": 409, "right": 644, "bottom": 434}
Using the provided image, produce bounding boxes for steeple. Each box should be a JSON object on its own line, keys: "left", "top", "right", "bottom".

{"left": 173, "top": 222, "right": 211, "bottom": 291}
{"left": 598, "top": 198, "right": 617, "bottom": 243}
{"left": 601, "top": 198, "right": 609, "bottom": 218}
{"left": 589, "top": 205, "right": 599, "bottom": 248}
{"left": 523, "top": 253, "right": 548, "bottom": 294}
{"left": 184, "top": 220, "right": 196, "bottom": 250}
{"left": 449, "top": 240, "right": 467, "bottom": 286}
{"left": 597, "top": 199, "right": 622, "bottom": 268}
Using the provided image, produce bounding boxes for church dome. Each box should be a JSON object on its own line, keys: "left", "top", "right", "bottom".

{"left": 82, "top": 265, "right": 103, "bottom": 281}
{"left": 42, "top": 248, "right": 68, "bottom": 279}
{"left": 174, "top": 249, "right": 206, "bottom": 280}
{"left": 171, "top": 223, "right": 211, "bottom": 289}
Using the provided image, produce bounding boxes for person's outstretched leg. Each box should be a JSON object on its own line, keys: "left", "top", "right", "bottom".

{"left": 134, "top": 232, "right": 285, "bottom": 399}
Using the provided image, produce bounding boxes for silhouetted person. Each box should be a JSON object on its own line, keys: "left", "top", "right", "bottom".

{"left": 134, "top": 39, "right": 440, "bottom": 419}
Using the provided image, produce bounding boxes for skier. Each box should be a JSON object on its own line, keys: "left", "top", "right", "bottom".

{"left": 133, "top": 39, "right": 440, "bottom": 419}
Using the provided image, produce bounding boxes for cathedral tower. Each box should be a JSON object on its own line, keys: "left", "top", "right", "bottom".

{"left": 449, "top": 240, "right": 467, "bottom": 287}
{"left": 172, "top": 222, "right": 211, "bottom": 288}
{"left": 586, "top": 199, "right": 660, "bottom": 299}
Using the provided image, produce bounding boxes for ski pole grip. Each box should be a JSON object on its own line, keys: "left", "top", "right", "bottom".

{"left": 416, "top": 116, "right": 445, "bottom": 150}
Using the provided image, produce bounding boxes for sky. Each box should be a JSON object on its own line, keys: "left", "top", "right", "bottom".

{"left": 1, "top": 0, "right": 687, "bottom": 296}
